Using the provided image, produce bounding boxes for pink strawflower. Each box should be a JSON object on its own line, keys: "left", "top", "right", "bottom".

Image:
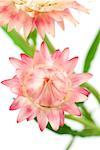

{"left": 0, "top": 0, "right": 89, "bottom": 37}
{"left": 2, "top": 42, "right": 92, "bottom": 131}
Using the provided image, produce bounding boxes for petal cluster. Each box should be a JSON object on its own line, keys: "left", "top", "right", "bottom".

{"left": 2, "top": 42, "right": 92, "bottom": 131}
{"left": 0, "top": 0, "right": 89, "bottom": 37}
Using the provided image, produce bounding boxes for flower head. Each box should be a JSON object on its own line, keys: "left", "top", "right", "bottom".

{"left": 2, "top": 42, "right": 92, "bottom": 131}
{"left": 0, "top": 0, "right": 89, "bottom": 37}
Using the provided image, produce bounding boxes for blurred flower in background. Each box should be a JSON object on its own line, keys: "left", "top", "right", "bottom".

{"left": 0, "top": 0, "right": 88, "bottom": 37}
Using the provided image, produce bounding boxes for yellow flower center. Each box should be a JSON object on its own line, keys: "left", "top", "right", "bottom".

{"left": 13, "top": 0, "right": 74, "bottom": 13}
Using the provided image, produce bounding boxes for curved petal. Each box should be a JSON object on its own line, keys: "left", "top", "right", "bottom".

{"left": 71, "top": 73, "right": 92, "bottom": 86}
{"left": 64, "top": 57, "right": 78, "bottom": 73}
{"left": 63, "top": 103, "right": 81, "bottom": 116}
{"left": 47, "top": 110, "right": 60, "bottom": 131}
{"left": 40, "top": 42, "right": 51, "bottom": 62}
{"left": 69, "top": 88, "right": 90, "bottom": 103}
{"left": 9, "top": 57, "right": 25, "bottom": 69}
{"left": 1, "top": 75, "right": 18, "bottom": 88}
{"left": 1, "top": 76, "right": 22, "bottom": 95}
{"left": 72, "top": 1, "right": 89, "bottom": 13}
{"left": 57, "top": 20, "right": 65, "bottom": 30}
{"left": 37, "top": 110, "right": 48, "bottom": 131}
{"left": 9, "top": 96, "right": 25, "bottom": 110}
{"left": 17, "top": 105, "right": 33, "bottom": 123}
{"left": 59, "top": 110, "right": 64, "bottom": 127}
{"left": 60, "top": 48, "right": 69, "bottom": 61}
{"left": 52, "top": 50, "right": 61, "bottom": 61}
{"left": 20, "top": 54, "right": 33, "bottom": 64}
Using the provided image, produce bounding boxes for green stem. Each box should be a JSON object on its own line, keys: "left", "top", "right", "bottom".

{"left": 81, "top": 83, "right": 100, "bottom": 104}
{"left": 66, "top": 137, "right": 75, "bottom": 150}
{"left": 65, "top": 114, "right": 96, "bottom": 128}
{"left": 77, "top": 127, "right": 100, "bottom": 137}
{"left": 80, "top": 105, "right": 95, "bottom": 123}
{"left": 44, "top": 34, "right": 55, "bottom": 53}
{"left": 79, "top": 82, "right": 100, "bottom": 124}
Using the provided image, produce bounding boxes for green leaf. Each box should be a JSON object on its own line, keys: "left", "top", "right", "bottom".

{"left": 34, "top": 118, "right": 78, "bottom": 136}
{"left": 44, "top": 35, "right": 55, "bottom": 53}
{"left": 28, "top": 29, "right": 37, "bottom": 55}
{"left": 2, "top": 26, "right": 34, "bottom": 57}
{"left": 47, "top": 123, "right": 78, "bottom": 136}
{"left": 46, "top": 123, "right": 100, "bottom": 137}
{"left": 83, "top": 30, "right": 100, "bottom": 72}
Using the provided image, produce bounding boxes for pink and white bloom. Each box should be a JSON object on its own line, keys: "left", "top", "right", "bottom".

{"left": 0, "top": 0, "right": 89, "bottom": 37}
{"left": 2, "top": 42, "right": 92, "bottom": 131}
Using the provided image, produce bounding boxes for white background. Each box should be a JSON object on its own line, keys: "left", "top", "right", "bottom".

{"left": 0, "top": 0, "right": 100, "bottom": 150}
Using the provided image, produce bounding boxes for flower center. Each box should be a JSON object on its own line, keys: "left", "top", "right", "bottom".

{"left": 22, "top": 67, "right": 72, "bottom": 110}
{"left": 13, "top": 0, "right": 74, "bottom": 13}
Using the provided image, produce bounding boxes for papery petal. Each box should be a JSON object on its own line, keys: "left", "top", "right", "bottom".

{"left": 48, "top": 19, "right": 55, "bottom": 37}
{"left": 35, "top": 17, "right": 45, "bottom": 38}
{"left": 37, "top": 110, "right": 48, "bottom": 131}
{"left": 9, "top": 57, "right": 25, "bottom": 69}
{"left": 48, "top": 110, "right": 60, "bottom": 130}
{"left": 40, "top": 42, "right": 51, "bottom": 61}
{"left": 17, "top": 105, "right": 33, "bottom": 123}
{"left": 27, "top": 113, "right": 35, "bottom": 121}
{"left": 72, "top": 1, "right": 89, "bottom": 13}
{"left": 1, "top": 75, "right": 18, "bottom": 87}
{"left": 71, "top": 73, "right": 92, "bottom": 86}
{"left": 69, "top": 88, "right": 90, "bottom": 103}
{"left": 23, "top": 17, "right": 32, "bottom": 38}
{"left": 64, "top": 9, "right": 79, "bottom": 25}
{"left": 1, "top": 76, "right": 22, "bottom": 94}
{"left": 57, "top": 20, "right": 65, "bottom": 30}
{"left": 60, "top": 48, "right": 69, "bottom": 62}
{"left": 52, "top": 50, "right": 61, "bottom": 60}
{"left": 63, "top": 103, "right": 81, "bottom": 116}
{"left": 33, "top": 51, "right": 45, "bottom": 65}
{"left": 59, "top": 110, "right": 64, "bottom": 127}
{"left": 0, "top": 0, "right": 89, "bottom": 38}
{"left": 79, "top": 88, "right": 90, "bottom": 97}
{"left": 48, "top": 12, "right": 63, "bottom": 22}
{"left": 20, "top": 53, "right": 33, "bottom": 64}
{"left": 64, "top": 57, "right": 78, "bottom": 73}
{"left": 9, "top": 96, "right": 25, "bottom": 110}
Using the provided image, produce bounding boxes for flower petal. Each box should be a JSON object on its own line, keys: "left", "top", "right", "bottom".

{"left": 72, "top": 1, "right": 89, "bottom": 13}
{"left": 48, "top": 110, "right": 60, "bottom": 130}
{"left": 40, "top": 42, "right": 51, "bottom": 61}
{"left": 60, "top": 48, "right": 69, "bottom": 62}
{"left": 63, "top": 103, "right": 81, "bottom": 116}
{"left": 9, "top": 96, "right": 25, "bottom": 110}
{"left": 37, "top": 110, "right": 48, "bottom": 131}
{"left": 71, "top": 73, "right": 92, "bottom": 86}
{"left": 17, "top": 105, "right": 33, "bottom": 123}
{"left": 69, "top": 88, "right": 90, "bottom": 103}
{"left": 64, "top": 57, "right": 78, "bottom": 73}
{"left": 9, "top": 57, "right": 25, "bottom": 69}
{"left": 1, "top": 76, "right": 22, "bottom": 94}
{"left": 1, "top": 75, "right": 18, "bottom": 87}
{"left": 20, "top": 53, "right": 33, "bottom": 64}
{"left": 52, "top": 50, "right": 61, "bottom": 61}
{"left": 59, "top": 110, "right": 64, "bottom": 127}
